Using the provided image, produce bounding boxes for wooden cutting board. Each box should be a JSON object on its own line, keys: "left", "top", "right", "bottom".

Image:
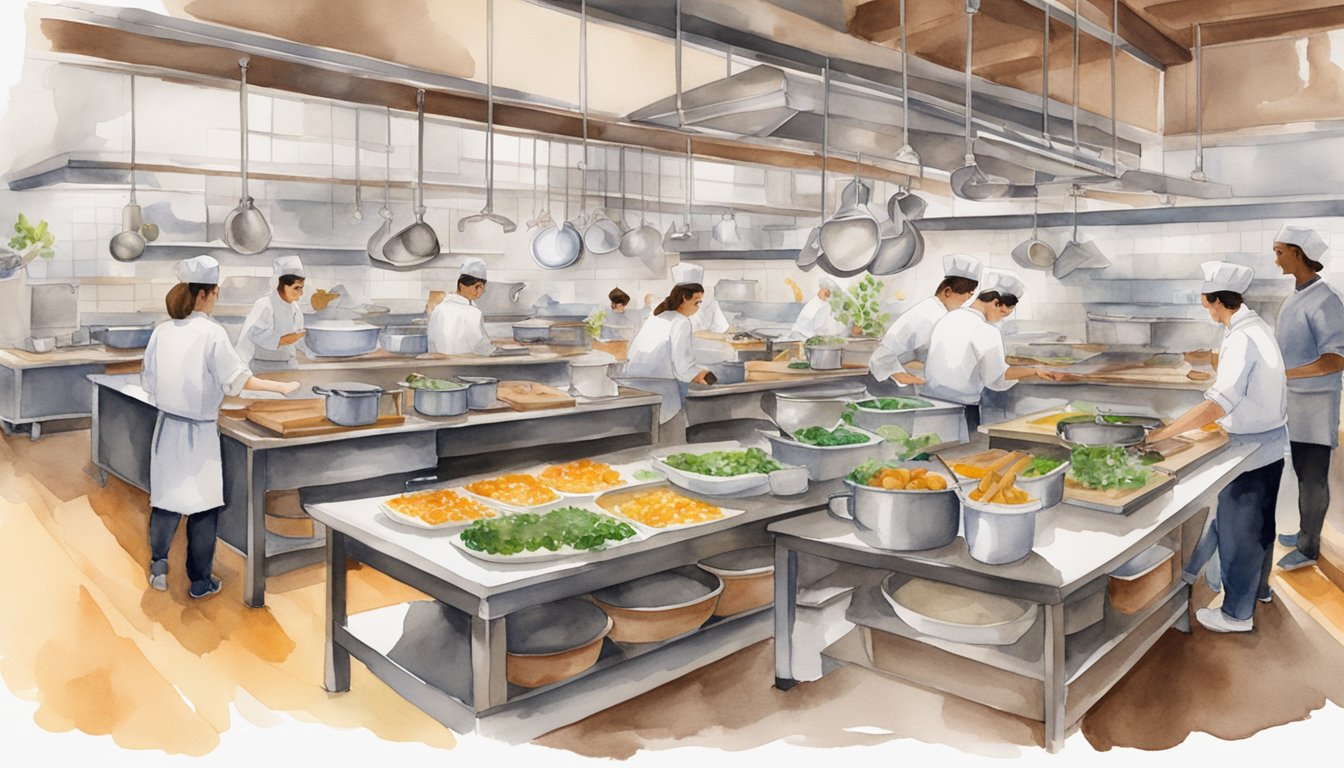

{"left": 744, "top": 360, "right": 868, "bottom": 382}
{"left": 495, "top": 380, "right": 576, "bottom": 411}
{"left": 246, "top": 402, "right": 405, "bottom": 436}
{"left": 1063, "top": 472, "right": 1176, "bottom": 514}
{"left": 1148, "top": 430, "right": 1230, "bottom": 478}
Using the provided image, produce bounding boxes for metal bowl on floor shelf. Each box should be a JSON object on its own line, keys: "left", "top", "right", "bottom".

{"left": 591, "top": 566, "right": 723, "bottom": 643}
{"left": 506, "top": 597, "right": 612, "bottom": 688}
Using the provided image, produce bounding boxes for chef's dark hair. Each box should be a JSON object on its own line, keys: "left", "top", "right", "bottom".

{"left": 1202, "top": 291, "right": 1244, "bottom": 310}
{"left": 1285, "top": 244, "right": 1325, "bottom": 273}
{"left": 277, "top": 274, "right": 304, "bottom": 288}
{"left": 654, "top": 283, "right": 704, "bottom": 315}
{"left": 165, "top": 282, "right": 216, "bottom": 319}
{"left": 937, "top": 276, "right": 979, "bottom": 296}
{"left": 977, "top": 290, "right": 1019, "bottom": 307}
{"left": 609, "top": 287, "right": 631, "bottom": 306}
{"left": 458, "top": 275, "right": 486, "bottom": 289}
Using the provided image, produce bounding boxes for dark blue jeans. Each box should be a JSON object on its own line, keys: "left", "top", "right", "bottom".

{"left": 1290, "top": 441, "right": 1332, "bottom": 560}
{"left": 149, "top": 506, "right": 220, "bottom": 593}
{"left": 1215, "top": 460, "right": 1283, "bottom": 621}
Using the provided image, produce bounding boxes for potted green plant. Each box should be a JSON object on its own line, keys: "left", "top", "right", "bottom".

{"left": 828, "top": 274, "right": 892, "bottom": 339}
{"left": 1, "top": 213, "right": 56, "bottom": 277}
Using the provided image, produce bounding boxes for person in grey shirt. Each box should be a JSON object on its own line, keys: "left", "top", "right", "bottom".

{"left": 1272, "top": 225, "right": 1344, "bottom": 571}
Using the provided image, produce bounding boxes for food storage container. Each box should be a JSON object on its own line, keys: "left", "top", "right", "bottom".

{"left": 847, "top": 395, "right": 968, "bottom": 445}
{"left": 698, "top": 546, "right": 775, "bottom": 617}
{"left": 881, "top": 573, "right": 1038, "bottom": 645}
{"left": 312, "top": 382, "right": 390, "bottom": 426}
{"left": 1056, "top": 420, "right": 1148, "bottom": 447}
{"left": 457, "top": 376, "right": 499, "bottom": 409}
{"left": 98, "top": 325, "right": 154, "bottom": 349}
{"left": 591, "top": 566, "right": 723, "bottom": 643}
{"left": 761, "top": 385, "right": 868, "bottom": 436}
{"left": 961, "top": 494, "right": 1044, "bottom": 565}
{"left": 1015, "top": 460, "right": 1071, "bottom": 510}
{"left": 761, "top": 426, "right": 887, "bottom": 481}
{"left": 1107, "top": 544, "right": 1175, "bottom": 614}
{"left": 654, "top": 454, "right": 774, "bottom": 497}
{"left": 1065, "top": 577, "right": 1107, "bottom": 635}
{"left": 826, "top": 461, "right": 960, "bottom": 551}
{"left": 804, "top": 344, "right": 844, "bottom": 370}
{"left": 378, "top": 325, "right": 429, "bottom": 356}
{"left": 304, "top": 321, "right": 380, "bottom": 357}
{"left": 506, "top": 597, "right": 612, "bottom": 688}
{"left": 512, "top": 319, "right": 552, "bottom": 343}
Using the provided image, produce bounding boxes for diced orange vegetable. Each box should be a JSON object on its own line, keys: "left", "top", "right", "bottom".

{"left": 619, "top": 489, "right": 723, "bottom": 527}
{"left": 537, "top": 459, "right": 626, "bottom": 494}
{"left": 386, "top": 489, "right": 495, "bottom": 526}
{"left": 465, "top": 474, "right": 560, "bottom": 507}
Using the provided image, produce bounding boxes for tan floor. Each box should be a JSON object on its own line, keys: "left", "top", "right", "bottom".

{"left": 2, "top": 428, "right": 1344, "bottom": 765}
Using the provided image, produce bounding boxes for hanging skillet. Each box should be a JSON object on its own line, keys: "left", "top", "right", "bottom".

{"left": 530, "top": 141, "right": 583, "bottom": 269}
{"left": 458, "top": 0, "right": 515, "bottom": 233}
{"left": 620, "top": 147, "right": 661, "bottom": 258}
{"left": 110, "top": 75, "right": 147, "bottom": 262}
{"left": 383, "top": 89, "right": 441, "bottom": 264}
{"left": 223, "top": 57, "right": 272, "bottom": 254}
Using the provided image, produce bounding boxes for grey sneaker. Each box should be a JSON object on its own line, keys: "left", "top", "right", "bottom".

{"left": 1278, "top": 532, "right": 1299, "bottom": 548}
{"left": 1277, "top": 550, "right": 1317, "bottom": 571}
{"left": 1196, "top": 607, "right": 1253, "bottom": 633}
{"left": 148, "top": 559, "right": 168, "bottom": 592}
{"left": 189, "top": 577, "right": 221, "bottom": 599}
{"left": 1258, "top": 589, "right": 1275, "bottom": 604}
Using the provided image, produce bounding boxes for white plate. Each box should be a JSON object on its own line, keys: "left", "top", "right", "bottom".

{"left": 377, "top": 499, "right": 498, "bottom": 531}
{"left": 450, "top": 511, "right": 642, "bottom": 563}
{"left": 609, "top": 493, "right": 747, "bottom": 535}
{"left": 535, "top": 462, "right": 635, "bottom": 500}
{"left": 456, "top": 476, "right": 565, "bottom": 513}
{"left": 653, "top": 456, "right": 775, "bottom": 497}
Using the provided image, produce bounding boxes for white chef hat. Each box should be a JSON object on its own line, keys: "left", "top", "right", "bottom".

{"left": 943, "top": 253, "right": 983, "bottom": 281}
{"left": 176, "top": 255, "right": 219, "bottom": 284}
{"left": 1274, "top": 224, "right": 1330, "bottom": 263}
{"left": 818, "top": 276, "right": 840, "bottom": 293}
{"left": 459, "top": 257, "right": 488, "bottom": 280}
{"left": 670, "top": 261, "right": 705, "bottom": 285}
{"left": 979, "top": 269, "right": 1025, "bottom": 299}
{"left": 1200, "top": 260, "right": 1253, "bottom": 294}
{"left": 273, "top": 254, "right": 305, "bottom": 278}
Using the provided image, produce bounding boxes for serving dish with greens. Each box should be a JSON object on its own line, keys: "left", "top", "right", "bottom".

{"left": 761, "top": 425, "right": 885, "bottom": 481}
{"left": 655, "top": 447, "right": 785, "bottom": 496}
{"left": 453, "top": 505, "right": 639, "bottom": 563}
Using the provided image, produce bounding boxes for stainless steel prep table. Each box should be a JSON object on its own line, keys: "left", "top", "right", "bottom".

{"left": 769, "top": 441, "right": 1257, "bottom": 753}
{"left": 0, "top": 346, "right": 143, "bottom": 439}
{"left": 306, "top": 445, "right": 834, "bottom": 742}
{"left": 88, "top": 373, "right": 660, "bottom": 608}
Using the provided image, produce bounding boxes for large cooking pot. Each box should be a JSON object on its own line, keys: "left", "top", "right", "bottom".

{"left": 804, "top": 341, "right": 846, "bottom": 370}
{"left": 569, "top": 352, "right": 616, "bottom": 398}
{"left": 304, "top": 321, "right": 380, "bottom": 357}
{"left": 404, "top": 381, "right": 469, "bottom": 417}
{"left": 827, "top": 461, "right": 960, "bottom": 551}
{"left": 456, "top": 376, "right": 499, "bottom": 409}
{"left": 378, "top": 325, "right": 429, "bottom": 356}
{"left": 512, "top": 319, "right": 552, "bottom": 343}
{"left": 761, "top": 385, "right": 867, "bottom": 436}
{"left": 98, "top": 325, "right": 154, "bottom": 349}
{"left": 312, "top": 382, "right": 389, "bottom": 426}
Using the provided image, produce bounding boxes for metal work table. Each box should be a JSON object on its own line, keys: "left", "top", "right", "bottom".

{"left": 306, "top": 443, "right": 833, "bottom": 742}
{"left": 89, "top": 373, "right": 660, "bottom": 608}
{"left": 0, "top": 346, "right": 143, "bottom": 439}
{"left": 683, "top": 369, "right": 868, "bottom": 430}
{"left": 769, "top": 441, "right": 1256, "bottom": 753}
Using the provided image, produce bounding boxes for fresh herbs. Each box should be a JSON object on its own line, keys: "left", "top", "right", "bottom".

{"left": 583, "top": 309, "right": 606, "bottom": 339}
{"left": 1021, "top": 457, "right": 1066, "bottom": 478}
{"left": 405, "top": 373, "right": 464, "bottom": 390}
{"left": 873, "top": 424, "right": 942, "bottom": 459}
{"left": 804, "top": 335, "right": 846, "bottom": 347}
{"left": 8, "top": 213, "right": 55, "bottom": 260}
{"left": 828, "top": 274, "right": 892, "bottom": 338}
{"left": 1068, "top": 445, "right": 1151, "bottom": 491}
{"left": 662, "top": 447, "right": 782, "bottom": 477}
{"left": 787, "top": 361, "right": 811, "bottom": 369}
{"left": 459, "top": 506, "right": 636, "bottom": 555}
{"left": 792, "top": 426, "right": 872, "bottom": 446}
{"left": 852, "top": 396, "right": 934, "bottom": 411}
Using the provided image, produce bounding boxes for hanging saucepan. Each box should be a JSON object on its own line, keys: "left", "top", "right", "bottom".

{"left": 530, "top": 143, "right": 583, "bottom": 269}
{"left": 620, "top": 148, "right": 661, "bottom": 259}
{"left": 889, "top": 190, "right": 927, "bottom": 221}
{"left": 818, "top": 172, "right": 880, "bottom": 275}
{"left": 223, "top": 58, "right": 272, "bottom": 255}
{"left": 869, "top": 219, "right": 920, "bottom": 276}
{"left": 584, "top": 151, "right": 623, "bottom": 254}
{"left": 383, "top": 89, "right": 441, "bottom": 264}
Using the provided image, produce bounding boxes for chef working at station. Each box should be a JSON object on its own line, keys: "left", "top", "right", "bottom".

{"left": 623, "top": 283, "right": 712, "bottom": 423}
{"left": 779, "top": 276, "right": 847, "bottom": 342}
{"left": 671, "top": 262, "right": 730, "bottom": 333}
{"left": 1143, "top": 261, "right": 1288, "bottom": 633}
{"left": 428, "top": 257, "right": 495, "bottom": 356}
{"left": 923, "top": 269, "right": 1061, "bottom": 435}
{"left": 143, "top": 255, "right": 302, "bottom": 598}
{"left": 598, "top": 287, "right": 642, "bottom": 341}
{"left": 1270, "top": 225, "right": 1344, "bottom": 572}
{"left": 869, "top": 253, "right": 983, "bottom": 388}
{"left": 234, "top": 254, "right": 307, "bottom": 370}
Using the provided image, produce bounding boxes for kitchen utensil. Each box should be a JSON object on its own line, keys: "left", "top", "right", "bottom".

{"left": 893, "top": 0, "right": 920, "bottom": 168}
{"left": 311, "top": 382, "right": 390, "bottom": 427}
{"left": 366, "top": 108, "right": 398, "bottom": 264}
{"left": 798, "top": 64, "right": 830, "bottom": 270}
{"left": 591, "top": 566, "right": 723, "bottom": 643}
{"left": 584, "top": 152, "right": 623, "bottom": 253}
{"left": 826, "top": 461, "right": 960, "bottom": 551}
{"left": 804, "top": 344, "right": 844, "bottom": 370}
{"left": 245, "top": 399, "right": 404, "bottom": 437}
{"left": 1053, "top": 186, "right": 1109, "bottom": 278}
{"left": 531, "top": 143, "right": 584, "bottom": 269}
{"left": 404, "top": 380, "right": 469, "bottom": 417}
{"left": 110, "top": 75, "right": 147, "bottom": 262}
{"left": 495, "top": 380, "right": 576, "bottom": 410}
{"left": 962, "top": 493, "right": 1043, "bottom": 565}
{"left": 881, "top": 573, "right": 1038, "bottom": 646}
{"left": 1055, "top": 420, "right": 1147, "bottom": 446}
{"left": 303, "top": 320, "right": 380, "bottom": 357}
{"left": 889, "top": 189, "right": 927, "bottom": 222}
{"left": 378, "top": 326, "right": 428, "bottom": 356}
{"left": 620, "top": 148, "right": 662, "bottom": 258}
{"left": 869, "top": 217, "right": 919, "bottom": 276}
{"left": 818, "top": 168, "right": 880, "bottom": 274}
{"left": 761, "top": 384, "right": 866, "bottom": 435}
{"left": 665, "top": 137, "right": 696, "bottom": 246}
{"left": 712, "top": 212, "right": 739, "bottom": 245}
{"left": 506, "top": 597, "right": 612, "bottom": 688}
{"left": 569, "top": 352, "right": 617, "bottom": 398}
{"left": 455, "top": 376, "right": 499, "bottom": 409}
{"left": 99, "top": 325, "right": 153, "bottom": 349}
{"left": 1014, "top": 459, "right": 1070, "bottom": 510}
{"left": 383, "top": 90, "right": 440, "bottom": 264}
{"left": 761, "top": 426, "right": 886, "bottom": 481}
{"left": 351, "top": 108, "right": 363, "bottom": 220}
{"left": 1108, "top": 544, "right": 1175, "bottom": 614}
{"left": 714, "top": 278, "right": 757, "bottom": 303}
{"left": 512, "top": 319, "right": 552, "bottom": 343}
{"left": 1011, "top": 196, "right": 1057, "bottom": 270}
{"left": 223, "top": 58, "right": 272, "bottom": 255}
{"left": 457, "top": 0, "right": 516, "bottom": 234}
{"left": 698, "top": 547, "right": 775, "bottom": 617}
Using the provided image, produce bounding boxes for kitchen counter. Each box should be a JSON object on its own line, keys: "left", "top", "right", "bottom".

{"left": 88, "top": 373, "right": 661, "bottom": 607}
{"left": 0, "top": 346, "right": 145, "bottom": 369}
{"left": 0, "top": 346, "right": 144, "bottom": 439}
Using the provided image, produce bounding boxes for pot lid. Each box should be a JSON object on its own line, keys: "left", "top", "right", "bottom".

{"left": 699, "top": 546, "right": 773, "bottom": 575}
{"left": 505, "top": 596, "right": 609, "bottom": 655}
{"left": 306, "top": 320, "right": 377, "bottom": 330}
{"left": 591, "top": 568, "right": 720, "bottom": 610}
{"left": 321, "top": 381, "right": 383, "bottom": 394}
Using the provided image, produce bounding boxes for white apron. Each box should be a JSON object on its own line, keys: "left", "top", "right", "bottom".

{"left": 236, "top": 292, "right": 304, "bottom": 369}
{"left": 150, "top": 413, "right": 224, "bottom": 512}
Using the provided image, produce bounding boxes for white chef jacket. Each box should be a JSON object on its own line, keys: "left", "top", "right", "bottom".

{"left": 1206, "top": 307, "right": 1288, "bottom": 468}
{"left": 922, "top": 306, "right": 1013, "bottom": 405}
{"left": 689, "top": 299, "right": 730, "bottom": 334}
{"left": 235, "top": 291, "right": 304, "bottom": 366}
{"left": 1275, "top": 278, "right": 1344, "bottom": 447}
{"left": 869, "top": 296, "right": 946, "bottom": 381}
{"left": 780, "top": 295, "right": 846, "bottom": 342}
{"left": 625, "top": 311, "right": 697, "bottom": 382}
{"left": 428, "top": 294, "right": 495, "bottom": 356}
{"left": 142, "top": 312, "right": 251, "bottom": 514}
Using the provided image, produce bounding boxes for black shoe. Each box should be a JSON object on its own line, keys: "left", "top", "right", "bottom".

{"left": 189, "top": 577, "right": 221, "bottom": 599}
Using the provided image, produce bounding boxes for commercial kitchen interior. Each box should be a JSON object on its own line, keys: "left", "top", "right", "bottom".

{"left": 2, "top": 1, "right": 1344, "bottom": 766}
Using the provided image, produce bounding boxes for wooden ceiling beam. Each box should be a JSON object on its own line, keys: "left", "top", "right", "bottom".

{"left": 849, "top": 0, "right": 963, "bottom": 42}
{"left": 1143, "top": 0, "right": 1344, "bottom": 29}
{"left": 1076, "top": 0, "right": 1191, "bottom": 64}
{"left": 1199, "top": 4, "right": 1344, "bottom": 46}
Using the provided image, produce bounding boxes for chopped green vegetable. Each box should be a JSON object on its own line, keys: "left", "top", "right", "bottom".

{"left": 663, "top": 447, "right": 782, "bottom": 477}
{"left": 804, "top": 335, "right": 847, "bottom": 347}
{"left": 1068, "top": 445, "right": 1151, "bottom": 490}
{"left": 1021, "top": 456, "right": 1066, "bottom": 478}
{"left": 633, "top": 468, "right": 663, "bottom": 482}
{"left": 792, "top": 426, "right": 872, "bottom": 446}
{"left": 894, "top": 433, "right": 941, "bottom": 460}
{"left": 405, "top": 373, "right": 464, "bottom": 390}
{"left": 1138, "top": 450, "right": 1165, "bottom": 465}
{"left": 852, "top": 396, "right": 934, "bottom": 411}
{"left": 459, "top": 506, "right": 637, "bottom": 555}
{"left": 787, "top": 361, "right": 812, "bottom": 369}
{"left": 874, "top": 424, "right": 909, "bottom": 441}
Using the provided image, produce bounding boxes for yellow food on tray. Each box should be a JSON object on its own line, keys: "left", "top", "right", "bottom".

{"left": 465, "top": 474, "right": 560, "bottom": 507}
{"left": 1027, "top": 412, "right": 1078, "bottom": 427}
{"left": 537, "top": 459, "right": 626, "bottom": 494}
{"left": 386, "top": 489, "right": 495, "bottom": 526}
{"left": 619, "top": 489, "right": 723, "bottom": 528}
{"left": 968, "top": 468, "right": 1033, "bottom": 505}
{"left": 866, "top": 466, "right": 949, "bottom": 491}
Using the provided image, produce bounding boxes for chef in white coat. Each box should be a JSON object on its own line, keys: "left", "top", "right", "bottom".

{"left": 235, "top": 254, "right": 307, "bottom": 370}
{"left": 142, "top": 255, "right": 300, "bottom": 598}
{"left": 671, "top": 262, "right": 730, "bottom": 333}
{"left": 623, "top": 283, "right": 712, "bottom": 423}
{"left": 869, "top": 253, "right": 983, "bottom": 386}
{"left": 923, "top": 269, "right": 1059, "bottom": 435}
{"left": 780, "top": 277, "right": 847, "bottom": 341}
{"left": 1269, "top": 225, "right": 1344, "bottom": 571}
{"left": 1143, "top": 261, "right": 1288, "bottom": 633}
{"left": 429, "top": 258, "right": 495, "bottom": 356}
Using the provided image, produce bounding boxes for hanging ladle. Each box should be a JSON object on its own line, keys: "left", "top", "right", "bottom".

{"left": 797, "top": 61, "right": 830, "bottom": 270}
{"left": 367, "top": 107, "right": 396, "bottom": 263}
{"left": 383, "top": 89, "right": 441, "bottom": 263}
{"left": 110, "top": 75, "right": 147, "bottom": 262}
{"left": 223, "top": 57, "right": 272, "bottom": 255}
{"left": 458, "top": 0, "right": 516, "bottom": 233}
